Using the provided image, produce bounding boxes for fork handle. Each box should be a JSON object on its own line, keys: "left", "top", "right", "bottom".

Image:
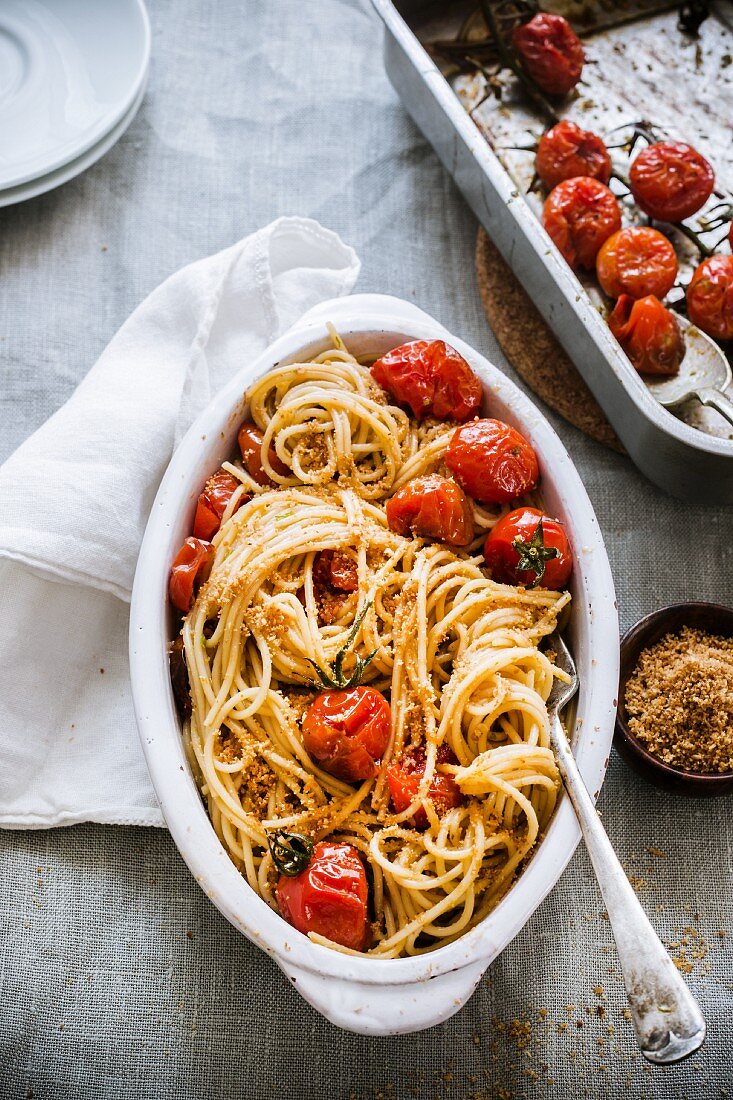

{"left": 694, "top": 387, "right": 733, "bottom": 429}
{"left": 550, "top": 713, "right": 706, "bottom": 1064}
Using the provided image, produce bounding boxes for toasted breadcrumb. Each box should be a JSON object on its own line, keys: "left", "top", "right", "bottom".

{"left": 624, "top": 626, "right": 733, "bottom": 773}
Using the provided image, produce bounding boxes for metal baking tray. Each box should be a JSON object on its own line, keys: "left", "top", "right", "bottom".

{"left": 372, "top": 0, "right": 733, "bottom": 504}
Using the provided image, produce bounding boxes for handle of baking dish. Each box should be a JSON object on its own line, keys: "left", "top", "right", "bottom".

{"left": 279, "top": 959, "right": 486, "bottom": 1035}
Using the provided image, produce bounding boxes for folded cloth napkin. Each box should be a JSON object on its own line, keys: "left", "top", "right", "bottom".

{"left": 0, "top": 217, "right": 360, "bottom": 828}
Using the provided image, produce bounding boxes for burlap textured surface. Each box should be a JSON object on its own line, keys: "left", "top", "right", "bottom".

{"left": 0, "top": 1, "right": 731, "bottom": 1097}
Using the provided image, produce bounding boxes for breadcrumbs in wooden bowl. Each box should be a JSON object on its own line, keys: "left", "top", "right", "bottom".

{"left": 615, "top": 603, "right": 733, "bottom": 796}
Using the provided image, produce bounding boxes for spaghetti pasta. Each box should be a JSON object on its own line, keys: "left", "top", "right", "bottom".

{"left": 174, "top": 333, "right": 570, "bottom": 958}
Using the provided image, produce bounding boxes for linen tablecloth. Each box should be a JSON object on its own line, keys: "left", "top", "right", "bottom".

{"left": 0, "top": 1, "right": 731, "bottom": 1097}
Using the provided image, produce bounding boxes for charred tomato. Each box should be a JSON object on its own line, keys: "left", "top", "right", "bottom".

{"left": 542, "top": 176, "right": 622, "bottom": 271}
{"left": 535, "top": 120, "right": 611, "bottom": 190}
{"left": 512, "top": 13, "right": 584, "bottom": 96}
{"left": 596, "top": 227, "right": 678, "bottom": 301}
{"left": 302, "top": 686, "right": 391, "bottom": 782}
{"left": 386, "top": 474, "right": 474, "bottom": 547}
{"left": 608, "top": 294, "right": 685, "bottom": 376}
{"left": 629, "top": 141, "right": 714, "bottom": 223}
{"left": 386, "top": 745, "right": 464, "bottom": 828}
{"left": 484, "top": 507, "right": 572, "bottom": 590}
{"left": 686, "top": 255, "right": 733, "bottom": 342}
{"left": 445, "top": 419, "right": 539, "bottom": 505}
{"left": 370, "top": 339, "right": 482, "bottom": 422}
{"left": 276, "top": 841, "right": 371, "bottom": 951}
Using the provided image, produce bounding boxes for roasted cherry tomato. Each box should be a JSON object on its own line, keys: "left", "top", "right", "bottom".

{"left": 237, "top": 421, "right": 289, "bottom": 486}
{"left": 608, "top": 295, "right": 685, "bottom": 377}
{"left": 484, "top": 507, "right": 572, "bottom": 590}
{"left": 512, "top": 13, "right": 584, "bottom": 96}
{"left": 596, "top": 227, "right": 678, "bottom": 301}
{"left": 387, "top": 745, "right": 464, "bottom": 829}
{"left": 686, "top": 255, "right": 733, "bottom": 341}
{"left": 169, "top": 537, "right": 214, "bottom": 613}
{"left": 313, "top": 549, "right": 358, "bottom": 593}
{"left": 370, "top": 339, "right": 482, "bottom": 422}
{"left": 276, "top": 841, "right": 370, "bottom": 951}
{"left": 629, "top": 141, "right": 714, "bottom": 223}
{"left": 309, "top": 550, "right": 359, "bottom": 626}
{"left": 535, "top": 120, "right": 611, "bottom": 190}
{"left": 386, "top": 474, "right": 474, "bottom": 547}
{"left": 193, "top": 469, "right": 248, "bottom": 541}
{"left": 445, "top": 419, "right": 539, "bottom": 505}
{"left": 542, "top": 177, "right": 621, "bottom": 271}
{"left": 302, "top": 686, "right": 391, "bottom": 782}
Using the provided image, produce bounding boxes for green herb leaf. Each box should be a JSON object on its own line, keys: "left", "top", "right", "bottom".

{"left": 267, "top": 830, "right": 314, "bottom": 877}
{"left": 307, "top": 599, "right": 376, "bottom": 689}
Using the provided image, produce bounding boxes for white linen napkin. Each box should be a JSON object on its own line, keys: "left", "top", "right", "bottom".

{"left": 0, "top": 217, "right": 360, "bottom": 828}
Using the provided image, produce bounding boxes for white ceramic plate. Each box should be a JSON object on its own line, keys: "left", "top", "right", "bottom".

{"left": 130, "top": 295, "right": 619, "bottom": 1035}
{"left": 0, "top": 70, "right": 147, "bottom": 208}
{"left": 0, "top": 0, "right": 150, "bottom": 191}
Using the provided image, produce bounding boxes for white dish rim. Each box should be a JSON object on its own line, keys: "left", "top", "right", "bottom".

{"left": 129, "top": 294, "right": 619, "bottom": 1033}
{"left": 0, "top": 67, "right": 147, "bottom": 208}
{"left": 0, "top": 0, "right": 151, "bottom": 190}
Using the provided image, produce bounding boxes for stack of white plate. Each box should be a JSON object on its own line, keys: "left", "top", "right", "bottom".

{"left": 0, "top": 0, "right": 150, "bottom": 207}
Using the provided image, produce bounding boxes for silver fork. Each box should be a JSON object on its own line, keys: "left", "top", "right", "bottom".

{"left": 545, "top": 633, "right": 706, "bottom": 1065}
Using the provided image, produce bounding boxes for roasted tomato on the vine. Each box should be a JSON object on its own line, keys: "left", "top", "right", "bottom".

{"left": 512, "top": 13, "right": 584, "bottom": 96}
{"left": 608, "top": 295, "right": 685, "bottom": 377}
{"left": 445, "top": 419, "right": 539, "bottom": 504}
{"left": 238, "top": 421, "right": 289, "bottom": 486}
{"left": 484, "top": 507, "right": 572, "bottom": 590}
{"left": 596, "top": 227, "right": 678, "bottom": 301}
{"left": 169, "top": 537, "right": 214, "bottom": 612}
{"left": 686, "top": 255, "right": 733, "bottom": 342}
{"left": 629, "top": 141, "right": 714, "bottom": 223}
{"left": 302, "top": 686, "right": 391, "bottom": 782}
{"left": 535, "top": 120, "right": 611, "bottom": 190}
{"left": 371, "top": 340, "right": 482, "bottom": 422}
{"left": 387, "top": 745, "right": 464, "bottom": 829}
{"left": 193, "top": 469, "right": 248, "bottom": 541}
{"left": 276, "top": 840, "right": 371, "bottom": 951}
{"left": 542, "top": 177, "right": 621, "bottom": 271}
{"left": 386, "top": 474, "right": 474, "bottom": 547}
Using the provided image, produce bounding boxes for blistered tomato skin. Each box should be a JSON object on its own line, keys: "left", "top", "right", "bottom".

{"left": 370, "top": 340, "right": 482, "bottom": 422}
{"left": 386, "top": 745, "right": 464, "bottom": 829}
{"left": 276, "top": 841, "right": 371, "bottom": 951}
{"left": 542, "top": 177, "right": 622, "bottom": 271}
{"left": 535, "top": 121, "right": 611, "bottom": 190}
{"left": 302, "top": 687, "right": 391, "bottom": 782}
{"left": 169, "top": 537, "right": 214, "bottom": 613}
{"left": 608, "top": 295, "right": 685, "bottom": 377}
{"left": 445, "top": 419, "right": 539, "bottom": 504}
{"left": 512, "top": 13, "right": 584, "bottom": 96}
{"left": 686, "top": 255, "right": 733, "bottom": 342}
{"left": 193, "top": 469, "right": 247, "bottom": 541}
{"left": 386, "top": 474, "right": 474, "bottom": 547}
{"left": 629, "top": 141, "right": 714, "bottom": 223}
{"left": 237, "top": 421, "right": 289, "bottom": 486}
{"left": 484, "top": 507, "right": 572, "bottom": 590}
{"left": 313, "top": 550, "right": 358, "bottom": 594}
{"left": 596, "top": 227, "right": 678, "bottom": 301}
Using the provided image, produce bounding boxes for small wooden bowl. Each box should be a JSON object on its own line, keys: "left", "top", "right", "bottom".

{"left": 615, "top": 602, "right": 733, "bottom": 797}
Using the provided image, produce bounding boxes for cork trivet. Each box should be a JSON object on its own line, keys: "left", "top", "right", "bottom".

{"left": 475, "top": 227, "right": 624, "bottom": 453}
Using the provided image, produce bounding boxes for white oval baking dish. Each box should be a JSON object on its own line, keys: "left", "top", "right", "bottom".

{"left": 129, "top": 293, "right": 619, "bottom": 1035}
